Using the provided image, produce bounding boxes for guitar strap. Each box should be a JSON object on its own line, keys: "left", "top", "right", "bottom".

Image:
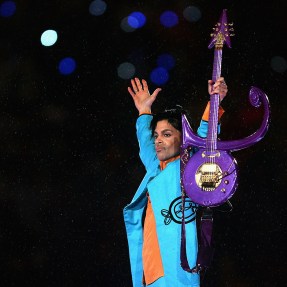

{"left": 180, "top": 192, "right": 214, "bottom": 275}
{"left": 180, "top": 189, "right": 233, "bottom": 277}
{"left": 180, "top": 146, "right": 214, "bottom": 275}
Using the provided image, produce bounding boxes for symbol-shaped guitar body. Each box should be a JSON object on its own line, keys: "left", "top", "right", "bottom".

{"left": 182, "top": 148, "right": 238, "bottom": 207}
{"left": 180, "top": 9, "right": 270, "bottom": 207}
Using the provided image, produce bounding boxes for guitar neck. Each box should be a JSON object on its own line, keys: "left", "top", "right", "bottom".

{"left": 212, "top": 49, "right": 222, "bottom": 82}
{"left": 207, "top": 49, "right": 222, "bottom": 151}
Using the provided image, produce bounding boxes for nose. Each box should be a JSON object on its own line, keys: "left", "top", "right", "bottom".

{"left": 155, "top": 136, "right": 162, "bottom": 145}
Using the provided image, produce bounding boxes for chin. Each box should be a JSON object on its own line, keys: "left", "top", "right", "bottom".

{"left": 158, "top": 156, "right": 170, "bottom": 161}
{"left": 157, "top": 154, "right": 165, "bottom": 161}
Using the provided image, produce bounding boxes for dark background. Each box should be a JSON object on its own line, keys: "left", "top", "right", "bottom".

{"left": 0, "top": 0, "right": 286, "bottom": 286}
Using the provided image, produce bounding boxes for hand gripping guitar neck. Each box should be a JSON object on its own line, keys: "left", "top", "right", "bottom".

{"left": 180, "top": 9, "right": 270, "bottom": 207}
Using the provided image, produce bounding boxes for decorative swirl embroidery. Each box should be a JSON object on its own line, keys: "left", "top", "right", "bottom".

{"left": 161, "top": 196, "right": 197, "bottom": 225}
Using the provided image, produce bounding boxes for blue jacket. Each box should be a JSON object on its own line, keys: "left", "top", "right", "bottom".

{"left": 123, "top": 114, "right": 210, "bottom": 287}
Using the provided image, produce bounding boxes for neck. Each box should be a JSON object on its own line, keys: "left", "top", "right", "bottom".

{"left": 160, "top": 155, "right": 180, "bottom": 170}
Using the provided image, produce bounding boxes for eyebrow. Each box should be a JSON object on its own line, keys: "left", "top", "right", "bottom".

{"left": 154, "top": 129, "right": 173, "bottom": 135}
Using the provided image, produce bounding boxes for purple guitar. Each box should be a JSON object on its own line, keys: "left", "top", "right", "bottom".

{"left": 180, "top": 9, "right": 271, "bottom": 207}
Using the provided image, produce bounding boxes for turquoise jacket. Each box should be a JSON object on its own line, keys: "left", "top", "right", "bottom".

{"left": 123, "top": 114, "right": 210, "bottom": 287}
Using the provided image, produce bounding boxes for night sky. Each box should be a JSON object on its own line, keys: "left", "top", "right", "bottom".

{"left": 0, "top": 1, "right": 286, "bottom": 286}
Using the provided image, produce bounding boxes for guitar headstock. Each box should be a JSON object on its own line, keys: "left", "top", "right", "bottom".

{"left": 208, "top": 9, "right": 234, "bottom": 50}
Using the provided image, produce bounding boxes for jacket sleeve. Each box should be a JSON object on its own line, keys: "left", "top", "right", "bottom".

{"left": 136, "top": 114, "right": 159, "bottom": 172}
{"left": 197, "top": 101, "right": 223, "bottom": 137}
{"left": 196, "top": 120, "right": 221, "bottom": 138}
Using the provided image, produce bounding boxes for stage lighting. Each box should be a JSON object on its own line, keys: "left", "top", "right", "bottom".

{"left": 41, "top": 30, "right": 58, "bottom": 47}
{"left": 150, "top": 67, "right": 169, "bottom": 85}
{"left": 117, "top": 62, "right": 136, "bottom": 79}
{"left": 271, "top": 56, "right": 287, "bottom": 73}
{"left": 89, "top": 0, "right": 107, "bottom": 16}
{"left": 160, "top": 11, "right": 178, "bottom": 28}
{"left": 0, "top": 0, "right": 16, "bottom": 17}
{"left": 58, "top": 57, "right": 77, "bottom": 75}
{"left": 183, "top": 6, "right": 202, "bottom": 22}
{"left": 157, "top": 53, "right": 175, "bottom": 71}
{"left": 128, "top": 11, "right": 146, "bottom": 29}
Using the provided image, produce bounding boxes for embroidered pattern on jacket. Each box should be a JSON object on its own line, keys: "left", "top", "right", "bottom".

{"left": 161, "top": 196, "right": 197, "bottom": 225}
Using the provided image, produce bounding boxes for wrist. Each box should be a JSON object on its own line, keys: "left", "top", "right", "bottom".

{"left": 138, "top": 108, "right": 151, "bottom": 115}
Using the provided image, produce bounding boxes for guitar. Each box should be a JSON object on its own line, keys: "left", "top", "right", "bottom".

{"left": 180, "top": 9, "right": 270, "bottom": 207}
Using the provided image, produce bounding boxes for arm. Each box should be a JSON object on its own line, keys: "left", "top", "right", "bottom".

{"left": 136, "top": 115, "right": 159, "bottom": 170}
{"left": 128, "top": 78, "right": 162, "bottom": 170}
{"left": 197, "top": 77, "right": 228, "bottom": 137}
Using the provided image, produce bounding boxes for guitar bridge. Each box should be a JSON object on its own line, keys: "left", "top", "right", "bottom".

{"left": 201, "top": 173, "right": 219, "bottom": 190}
{"left": 196, "top": 163, "right": 222, "bottom": 191}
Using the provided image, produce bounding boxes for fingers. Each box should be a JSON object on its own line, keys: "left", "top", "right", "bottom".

{"left": 218, "top": 77, "right": 227, "bottom": 90}
{"left": 127, "top": 86, "right": 136, "bottom": 98}
{"left": 209, "top": 77, "right": 228, "bottom": 96}
{"left": 213, "top": 77, "right": 225, "bottom": 88}
{"left": 129, "top": 77, "right": 153, "bottom": 94}
{"left": 142, "top": 79, "right": 149, "bottom": 94}
{"left": 209, "top": 77, "right": 225, "bottom": 85}
{"left": 128, "top": 77, "right": 161, "bottom": 100}
{"left": 130, "top": 78, "right": 138, "bottom": 93}
{"left": 151, "top": 88, "right": 162, "bottom": 98}
{"left": 217, "top": 77, "right": 225, "bottom": 84}
{"left": 134, "top": 78, "right": 143, "bottom": 92}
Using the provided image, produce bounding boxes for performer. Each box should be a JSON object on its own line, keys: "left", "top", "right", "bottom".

{"left": 123, "top": 77, "right": 228, "bottom": 287}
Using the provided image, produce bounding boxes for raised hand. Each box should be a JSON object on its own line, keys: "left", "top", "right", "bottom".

{"left": 208, "top": 77, "right": 228, "bottom": 102}
{"left": 128, "top": 78, "right": 162, "bottom": 114}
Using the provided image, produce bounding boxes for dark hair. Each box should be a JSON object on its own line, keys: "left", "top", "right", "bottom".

{"left": 150, "top": 105, "right": 191, "bottom": 136}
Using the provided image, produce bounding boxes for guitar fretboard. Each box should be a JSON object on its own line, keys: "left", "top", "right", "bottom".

{"left": 207, "top": 48, "right": 222, "bottom": 151}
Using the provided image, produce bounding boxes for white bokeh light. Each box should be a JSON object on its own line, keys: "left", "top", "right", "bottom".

{"left": 40, "top": 30, "right": 58, "bottom": 47}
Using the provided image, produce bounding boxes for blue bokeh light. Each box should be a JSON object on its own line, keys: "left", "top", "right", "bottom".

{"left": 0, "top": 0, "right": 16, "bottom": 17}
{"left": 160, "top": 11, "right": 179, "bottom": 28}
{"left": 150, "top": 67, "right": 169, "bottom": 85}
{"left": 157, "top": 53, "right": 175, "bottom": 71}
{"left": 58, "top": 57, "right": 77, "bottom": 75}
{"left": 128, "top": 11, "right": 146, "bottom": 28}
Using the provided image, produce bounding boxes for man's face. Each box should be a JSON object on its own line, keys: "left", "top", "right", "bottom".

{"left": 154, "top": 119, "right": 181, "bottom": 161}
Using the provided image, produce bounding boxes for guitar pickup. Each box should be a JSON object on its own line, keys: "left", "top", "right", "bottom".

{"left": 201, "top": 173, "right": 218, "bottom": 189}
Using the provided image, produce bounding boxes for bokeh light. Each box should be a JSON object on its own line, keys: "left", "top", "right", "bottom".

{"left": 0, "top": 3, "right": 285, "bottom": 287}
{"left": 160, "top": 11, "right": 179, "bottom": 28}
{"left": 0, "top": 0, "right": 16, "bottom": 17}
{"left": 117, "top": 62, "right": 136, "bottom": 79}
{"left": 270, "top": 56, "right": 287, "bottom": 73}
{"left": 157, "top": 53, "right": 175, "bottom": 71}
{"left": 120, "top": 17, "right": 136, "bottom": 33}
{"left": 58, "top": 57, "right": 77, "bottom": 75}
{"left": 183, "top": 6, "right": 202, "bottom": 22}
{"left": 40, "top": 30, "right": 58, "bottom": 47}
{"left": 150, "top": 67, "right": 169, "bottom": 85}
{"left": 128, "top": 11, "right": 146, "bottom": 29}
{"left": 89, "top": 0, "right": 107, "bottom": 16}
